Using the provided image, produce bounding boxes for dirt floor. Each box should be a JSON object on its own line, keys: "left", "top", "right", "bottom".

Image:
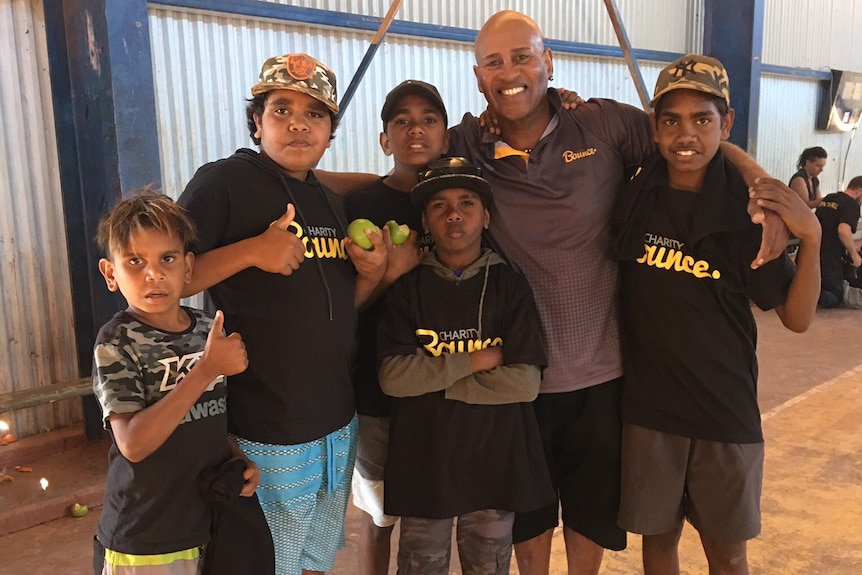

{"left": 1, "top": 307, "right": 861, "bottom": 574}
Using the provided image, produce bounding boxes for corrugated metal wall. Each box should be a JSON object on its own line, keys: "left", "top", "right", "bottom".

{"left": 4, "top": 0, "right": 862, "bottom": 439}
{"left": 760, "top": 0, "right": 862, "bottom": 191}
{"left": 149, "top": 1, "right": 693, "bottom": 197}
{"left": 758, "top": 74, "right": 862, "bottom": 192}
{"left": 249, "top": 0, "right": 701, "bottom": 54}
{"left": 764, "top": 0, "right": 862, "bottom": 71}
{"left": 0, "top": 0, "right": 80, "bottom": 437}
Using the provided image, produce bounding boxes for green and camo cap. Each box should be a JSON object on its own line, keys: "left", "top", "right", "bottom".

{"left": 650, "top": 54, "right": 730, "bottom": 109}
{"left": 251, "top": 53, "right": 339, "bottom": 114}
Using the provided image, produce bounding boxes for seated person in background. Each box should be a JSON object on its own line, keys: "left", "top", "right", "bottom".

{"left": 815, "top": 176, "right": 862, "bottom": 308}
{"left": 789, "top": 146, "right": 828, "bottom": 209}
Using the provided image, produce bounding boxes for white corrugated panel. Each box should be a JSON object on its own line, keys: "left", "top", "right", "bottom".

{"left": 249, "top": 0, "right": 701, "bottom": 53}
{"left": 764, "top": 0, "right": 862, "bottom": 70}
{"left": 757, "top": 75, "right": 862, "bottom": 191}
{"left": 149, "top": 5, "right": 483, "bottom": 190}
{"left": 0, "top": 0, "right": 80, "bottom": 437}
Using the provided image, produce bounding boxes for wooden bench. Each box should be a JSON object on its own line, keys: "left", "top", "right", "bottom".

{"left": 0, "top": 377, "right": 92, "bottom": 413}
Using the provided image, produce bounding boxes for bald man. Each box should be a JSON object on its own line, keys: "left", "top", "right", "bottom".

{"left": 446, "top": 10, "right": 781, "bottom": 575}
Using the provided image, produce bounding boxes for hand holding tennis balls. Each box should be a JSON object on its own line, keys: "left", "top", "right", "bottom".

{"left": 347, "top": 219, "right": 380, "bottom": 250}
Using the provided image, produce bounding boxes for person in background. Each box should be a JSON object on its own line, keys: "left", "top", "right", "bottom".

{"left": 814, "top": 176, "right": 862, "bottom": 308}
{"left": 789, "top": 146, "right": 828, "bottom": 209}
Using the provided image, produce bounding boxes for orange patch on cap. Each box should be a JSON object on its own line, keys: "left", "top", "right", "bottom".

{"left": 287, "top": 54, "right": 316, "bottom": 81}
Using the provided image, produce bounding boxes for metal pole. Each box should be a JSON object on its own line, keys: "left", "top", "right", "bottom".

{"left": 336, "top": 0, "right": 405, "bottom": 121}
{"left": 601, "top": 0, "right": 651, "bottom": 111}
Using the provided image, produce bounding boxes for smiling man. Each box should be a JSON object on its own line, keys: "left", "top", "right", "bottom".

{"left": 444, "top": 10, "right": 785, "bottom": 575}
{"left": 447, "top": 11, "right": 654, "bottom": 574}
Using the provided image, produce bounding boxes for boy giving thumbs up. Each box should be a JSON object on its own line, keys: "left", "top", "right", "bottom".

{"left": 92, "top": 190, "right": 258, "bottom": 574}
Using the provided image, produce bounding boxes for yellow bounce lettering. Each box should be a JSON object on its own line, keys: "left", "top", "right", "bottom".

{"left": 636, "top": 244, "right": 720, "bottom": 280}
{"left": 416, "top": 329, "right": 504, "bottom": 357}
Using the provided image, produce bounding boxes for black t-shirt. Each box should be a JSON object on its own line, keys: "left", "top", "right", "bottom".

{"left": 379, "top": 260, "right": 553, "bottom": 517}
{"left": 345, "top": 177, "right": 433, "bottom": 416}
{"left": 619, "top": 184, "right": 794, "bottom": 444}
{"left": 816, "top": 191, "right": 860, "bottom": 272}
{"left": 94, "top": 309, "right": 229, "bottom": 554}
{"left": 178, "top": 149, "right": 357, "bottom": 445}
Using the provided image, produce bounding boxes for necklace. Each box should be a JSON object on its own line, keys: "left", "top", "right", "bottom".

{"left": 522, "top": 148, "right": 532, "bottom": 154}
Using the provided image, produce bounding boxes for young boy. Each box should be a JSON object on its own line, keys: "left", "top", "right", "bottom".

{"left": 177, "top": 53, "right": 386, "bottom": 574}
{"left": 613, "top": 54, "right": 821, "bottom": 574}
{"left": 345, "top": 79, "right": 449, "bottom": 575}
{"left": 92, "top": 191, "right": 256, "bottom": 574}
{"left": 378, "top": 157, "right": 555, "bottom": 575}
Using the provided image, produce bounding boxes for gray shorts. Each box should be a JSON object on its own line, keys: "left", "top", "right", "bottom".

{"left": 618, "top": 423, "right": 764, "bottom": 542}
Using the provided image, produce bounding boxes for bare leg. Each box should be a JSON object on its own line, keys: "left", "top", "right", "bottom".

{"left": 642, "top": 523, "right": 684, "bottom": 575}
{"left": 302, "top": 571, "right": 323, "bottom": 575}
{"left": 357, "top": 511, "right": 394, "bottom": 575}
{"left": 700, "top": 535, "right": 749, "bottom": 575}
{"left": 513, "top": 528, "right": 553, "bottom": 575}
{"left": 562, "top": 526, "right": 604, "bottom": 575}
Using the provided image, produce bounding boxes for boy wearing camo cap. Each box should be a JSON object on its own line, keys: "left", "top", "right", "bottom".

{"left": 91, "top": 191, "right": 258, "bottom": 574}
{"left": 613, "top": 54, "right": 821, "bottom": 574}
{"left": 178, "top": 53, "right": 386, "bottom": 574}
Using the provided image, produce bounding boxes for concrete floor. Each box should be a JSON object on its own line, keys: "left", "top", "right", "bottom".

{"left": 1, "top": 307, "right": 861, "bottom": 574}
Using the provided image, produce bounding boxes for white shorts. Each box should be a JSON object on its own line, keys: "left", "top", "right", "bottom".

{"left": 351, "top": 415, "right": 398, "bottom": 528}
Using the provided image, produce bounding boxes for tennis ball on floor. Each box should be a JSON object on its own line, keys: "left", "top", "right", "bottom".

{"left": 347, "top": 219, "right": 379, "bottom": 250}
{"left": 385, "top": 220, "right": 410, "bottom": 245}
{"left": 70, "top": 503, "right": 89, "bottom": 518}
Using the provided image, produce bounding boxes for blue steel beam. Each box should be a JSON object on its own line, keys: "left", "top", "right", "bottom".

{"left": 704, "top": 0, "right": 765, "bottom": 154}
{"left": 43, "top": 0, "right": 161, "bottom": 437}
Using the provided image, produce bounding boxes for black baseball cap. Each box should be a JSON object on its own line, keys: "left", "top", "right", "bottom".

{"left": 380, "top": 80, "right": 448, "bottom": 129}
{"left": 411, "top": 157, "right": 493, "bottom": 210}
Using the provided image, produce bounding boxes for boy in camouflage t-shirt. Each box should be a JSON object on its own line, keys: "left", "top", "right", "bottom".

{"left": 92, "top": 191, "right": 255, "bottom": 574}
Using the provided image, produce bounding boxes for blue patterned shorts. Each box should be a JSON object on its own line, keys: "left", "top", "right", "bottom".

{"left": 232, "top": 415, "right": 358, "bottom": 575}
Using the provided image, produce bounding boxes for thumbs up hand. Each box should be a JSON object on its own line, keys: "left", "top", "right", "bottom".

{"left": 201, "top": 310, "right": 248, "bottom": 377}
{"left": 252, "top": 204, "right": 305, "bottom": 275}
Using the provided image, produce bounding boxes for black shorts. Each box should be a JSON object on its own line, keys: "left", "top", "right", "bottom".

{"left": 512, "top": 378, "right": 626, "bottom": 551}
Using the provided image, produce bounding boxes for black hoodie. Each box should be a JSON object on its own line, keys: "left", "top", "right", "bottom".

{"left": 179, "top": 148, "right": 357, "bottom": 445}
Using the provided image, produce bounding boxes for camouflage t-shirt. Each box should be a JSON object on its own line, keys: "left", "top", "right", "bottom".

{"left": 93, "top": 307, "right": 230, "bottom": 555}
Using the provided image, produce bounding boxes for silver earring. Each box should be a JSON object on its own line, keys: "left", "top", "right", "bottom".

{"left": 549, "top": 75, "right": 554, "bottom": 81}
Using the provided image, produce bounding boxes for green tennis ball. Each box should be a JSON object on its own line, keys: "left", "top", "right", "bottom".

{"left": 70, "top": 503, "right": 89, "bottom": 517}
{"left": 347, "top": 218, "right": 379, "bottom": 250}
{"left": 385, "top": 220, "right": 410, "bottom": 245}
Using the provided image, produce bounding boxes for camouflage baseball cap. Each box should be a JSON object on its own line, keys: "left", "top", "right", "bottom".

{"left": 650, "top": 54, "right": 730, "bottom": 109}
{"left": 251, "top": 53, "right": 339, "bottom": 114}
